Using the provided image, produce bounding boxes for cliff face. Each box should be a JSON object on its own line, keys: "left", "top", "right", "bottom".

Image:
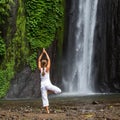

{"left": 5, "top": 0, "right": 120, "bottom": 98}
{"left": 94, "top": 0, "right": 120, "bottom": 92}
{"left": 5, "top": 0, "right": 63, "bottom": 99}
{"left": 6, "top": 42, "right": 59, "bottom": 99}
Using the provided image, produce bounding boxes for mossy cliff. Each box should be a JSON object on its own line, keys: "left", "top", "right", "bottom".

{"left": 0, "top": 0, "right": 64, "bottom": 98}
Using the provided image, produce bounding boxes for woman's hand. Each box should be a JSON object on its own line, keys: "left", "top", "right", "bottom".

{"left": 43, "top": 48, "right": 46, "bottom": 53}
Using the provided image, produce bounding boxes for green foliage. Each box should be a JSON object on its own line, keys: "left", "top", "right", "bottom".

{"left": 27, "top": 52, "right": 37, "bottom": 71}
{"left": 0, "top": 0, "right": 14, "bottom": 24}
{"left": 11, "top": 0, "right": 29, "bottom": 70}
{"left": 25, "top": 0, "right": 64, "bottom": 69}
{"left": 0, "top": 0, "right": 14, "bottom": 60}
{"left": 4, "top": 0, "right": 28, "bottom": 70}
{"left": 25, "top": 0, "right": 64, "bottom": 49}
{"left": 0, "top": 0, "right": 28, "bottom": 98}
{"left": 0, "top": 0, "right": 64, "bottom": 98}
{"left": 0, "top": 61, "right": 15, "bottom": 98}
{"left": 0, "top": 36, "right": 5, "bottom": 56}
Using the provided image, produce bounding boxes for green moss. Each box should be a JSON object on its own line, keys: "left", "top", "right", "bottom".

{"left": 0, "top": 0, "right": 28, "bottom": 98}
{"left": 0, "top": 61, "right": 15, "bottom": 98}
{"left": 56, "top": 0, "right": 65, "bottom": 58}
{"left": 25, "top": 0, "right": 64, "bottom": 70}
{"left": 0, "top": 36, "right": 5, "bottom": 57}
{"left": 0, "top": 0, "right": 64, "bottom": 98}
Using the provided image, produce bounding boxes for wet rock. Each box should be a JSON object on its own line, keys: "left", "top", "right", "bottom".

{"left": 94, "top": 0, "right": 120, "bottom": 92}
{"left": 92, "top": 101, "right": 99, "bottom": 104}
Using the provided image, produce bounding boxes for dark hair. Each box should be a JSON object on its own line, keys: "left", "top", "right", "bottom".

{"left": 42, "top": 67, "right": 45, "bottom": 76}
{"left": 41, "top": 60, "right": 47, "bottom": 76}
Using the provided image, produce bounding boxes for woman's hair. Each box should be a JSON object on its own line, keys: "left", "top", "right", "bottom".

{"left": 41, "top": 60, "right": 47, "bottom": 76}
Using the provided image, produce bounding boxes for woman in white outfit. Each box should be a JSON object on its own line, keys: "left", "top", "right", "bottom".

{"left": 38, "top": 48, "right": 61, "bottom": 113}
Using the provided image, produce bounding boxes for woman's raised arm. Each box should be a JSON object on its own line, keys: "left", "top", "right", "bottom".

{"left": 38, "top": 50, "right": 44, "bottom": 70}
{"left": 43, "top": 48, "right": 51, "bottom": 71}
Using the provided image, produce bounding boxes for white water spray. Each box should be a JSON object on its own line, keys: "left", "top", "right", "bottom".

{"left": 63, "top": 0, "right": 98, "bottom": 94}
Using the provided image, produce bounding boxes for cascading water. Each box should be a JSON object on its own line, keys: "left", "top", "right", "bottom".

{"left": 63, "top": 0, "right": 98, "bottom": 94}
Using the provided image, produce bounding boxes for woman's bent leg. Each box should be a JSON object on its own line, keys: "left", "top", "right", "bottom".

{"left": 46, "top": 84, "right": 61, "bottom": 94}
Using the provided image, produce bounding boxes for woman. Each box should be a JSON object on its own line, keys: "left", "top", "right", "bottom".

{"left": 38, "top": 48, "right": 61, "bottom": 113}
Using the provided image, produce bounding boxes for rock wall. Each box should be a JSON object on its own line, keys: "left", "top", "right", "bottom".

{"left": 5, "top": 40, "right": 59, "bottom": 99}
{"left": 6, "top": 0, "right": 120, "bottom": 99}
{"left": 63, "top": 0, "right": 120, "bottom": 93}
{"left": 5, "top": 0, "right": 61, "bottom": 99}
{"left": 93, "top": 0, "right": 120, "bottom": 92}
{"left": 5, "top": 67, "right": 40, "bottom": 99}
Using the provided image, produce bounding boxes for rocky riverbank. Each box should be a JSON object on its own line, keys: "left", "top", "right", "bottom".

{"left": 0, "top": 94, "right": 120, "bottom": 120}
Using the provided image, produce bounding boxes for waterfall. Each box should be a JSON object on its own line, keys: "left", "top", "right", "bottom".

{"left": 63, "top": 0, "right": 98, "bottom": 94}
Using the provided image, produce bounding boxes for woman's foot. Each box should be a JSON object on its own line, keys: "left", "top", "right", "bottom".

{"left": 45, "top": 106, "right": 50, "bottom": 114}
{"left": 47, "top": 109, "right": 50, "bottom": 114}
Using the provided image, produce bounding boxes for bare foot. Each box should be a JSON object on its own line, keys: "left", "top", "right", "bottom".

{"left": 47, "top": 109, "right": 50, "bottom": 114}
{"left": 45, "top": 106, "right": 50, "bottom": 114}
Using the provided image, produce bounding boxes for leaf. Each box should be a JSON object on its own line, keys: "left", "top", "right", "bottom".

{"left": 84, "top": 114, "right": 94, "bottom": 118}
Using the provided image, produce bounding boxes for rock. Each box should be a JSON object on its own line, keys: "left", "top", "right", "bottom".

{"left": 92, "top": 101, "right": 99, "bottom": 105}
{"left": 5, "top": 67, "right": 40, "bottom": 99}
{"left": 94, "top": 0, "right": 120, "bottom": 92}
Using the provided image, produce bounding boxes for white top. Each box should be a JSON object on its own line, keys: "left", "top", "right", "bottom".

{"left": 40, "top": 68, "right": 51, "bottom": 85}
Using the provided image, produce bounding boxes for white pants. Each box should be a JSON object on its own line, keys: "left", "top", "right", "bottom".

{"left": 41, "top": 83, "right": 61, "bottom": 107}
